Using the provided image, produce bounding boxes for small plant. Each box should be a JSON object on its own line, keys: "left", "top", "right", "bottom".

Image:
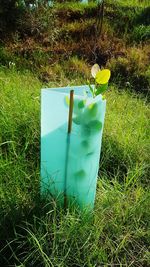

{"left": 88, "top": 64, "right": 111, "bottom": 98}
{"left": 64, "top": 66, "right": 110, "bottom": 135}
{"left": 64, "top": 64, "right": 111, "bottom": 133}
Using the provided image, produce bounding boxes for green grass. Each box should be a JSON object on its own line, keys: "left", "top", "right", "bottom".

{"left": 55, "top": 1, "right": 97, "bottom": 13}
{"left": 0, "top": 67, "right": 150, "bottom": 266}
{"left": 112, "top": 0, "right": 150, "bottom": 8}
{"left": 131, "top": 25, "right": 150, "bottom": 42}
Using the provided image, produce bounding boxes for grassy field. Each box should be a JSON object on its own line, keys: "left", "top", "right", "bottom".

{"left": 0, "top": 66, "right": 149, "bottom": 266}
{"left": 0, "top": 0, "right": 150, "bottom": 266}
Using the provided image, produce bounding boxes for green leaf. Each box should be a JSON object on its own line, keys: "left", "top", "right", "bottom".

{"left": 73, "top": 99, "right": 81, "bottom": 114}
{"left": 95, "top": 83, "right": 108, "bottom": 95}
{"left": 82, "top": 124, "right": 91, "bottom": 137}
{"left": 73, "top": 116, "right": 82, "bottom": 125}
{"left": 78, "top": 100, "right": 86, "bottom": 109}
{"left": 81, "top": 140, "right": 89, "bottom": 149}
{"left": 87, "top": 103, "right": 98, "bottom": 117}
{"left": 74, "top": 170, "right": 86, "bottom": 179}
{"left": 87, "top": 120, "right": 102, "bottom": 132}
{"left": 82, "top": 103, "right": 98, "bottom": 123}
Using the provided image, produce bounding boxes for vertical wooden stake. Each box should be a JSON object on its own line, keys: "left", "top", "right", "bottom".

{"left": 68, "top": 90, "right": 74, "bottom": 134}
{"left": 64, "top": 90, "right": 74, "bottom": 209}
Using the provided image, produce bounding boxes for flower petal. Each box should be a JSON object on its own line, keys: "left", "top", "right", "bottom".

{"left": 95, "top": 69, "right": 111, "bottom": 84}
{"left": 91, "top": 64, "right": 100, "bottom": 78}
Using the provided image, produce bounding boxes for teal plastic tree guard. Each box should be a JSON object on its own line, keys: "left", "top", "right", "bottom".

{"left": 41, "top": 85, "right": 106, "bottom": 209}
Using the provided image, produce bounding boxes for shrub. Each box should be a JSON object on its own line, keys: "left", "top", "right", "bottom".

{"left": 107, "top": 46, "right": 150, "bottom": 94}
{"left": 16, "top": 5, "right": 59, "bottom": 41}
{"left": 135, "top": 6, "right": 150, "bottom": 25}
{"left": 131, "top": 25, "right": 150, "bottom": 42}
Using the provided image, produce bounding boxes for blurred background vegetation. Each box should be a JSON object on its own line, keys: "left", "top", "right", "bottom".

{"left": 0, "top": 0, "right": 150, "bottom": 94}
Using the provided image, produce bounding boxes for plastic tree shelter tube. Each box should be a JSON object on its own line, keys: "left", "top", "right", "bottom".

{"left": 41, "top": 85, "right": 106, "bottom": 209}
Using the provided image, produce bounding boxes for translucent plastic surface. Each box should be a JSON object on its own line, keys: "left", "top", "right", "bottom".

{"left": 41, "top": 85, "right": 106, "bottom": 209}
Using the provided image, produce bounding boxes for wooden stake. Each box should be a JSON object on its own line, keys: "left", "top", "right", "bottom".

{"left": 68, "top": 90, "right": 74, "bottom": 134}
{"left": 64, "top": 90, "right": 74, "bottom": 209}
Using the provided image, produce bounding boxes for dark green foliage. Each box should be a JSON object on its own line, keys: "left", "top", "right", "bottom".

{"left": 105, "top": 3, "right": 140, "bottom": 35}
{"left": 132, "top": 25, "right": 150, "bottom": 42}
{"left": 0, "top": 46, "right": 13, "bottom": 65}
{"left": 105, "top": 2, "right": 150, "bottom": 44}
{"left": 0, "top": 0, "right": 57, "bottom": 41}
{"left": 0, "top": 0, "right": 24, "bottom": 37}
{"left": 135, "top": 6, "right": 150, "bottom": 26}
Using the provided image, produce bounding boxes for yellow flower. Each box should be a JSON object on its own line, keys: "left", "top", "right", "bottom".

{"left": 95, "top": 69, "right": 111, "bottom": 85}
